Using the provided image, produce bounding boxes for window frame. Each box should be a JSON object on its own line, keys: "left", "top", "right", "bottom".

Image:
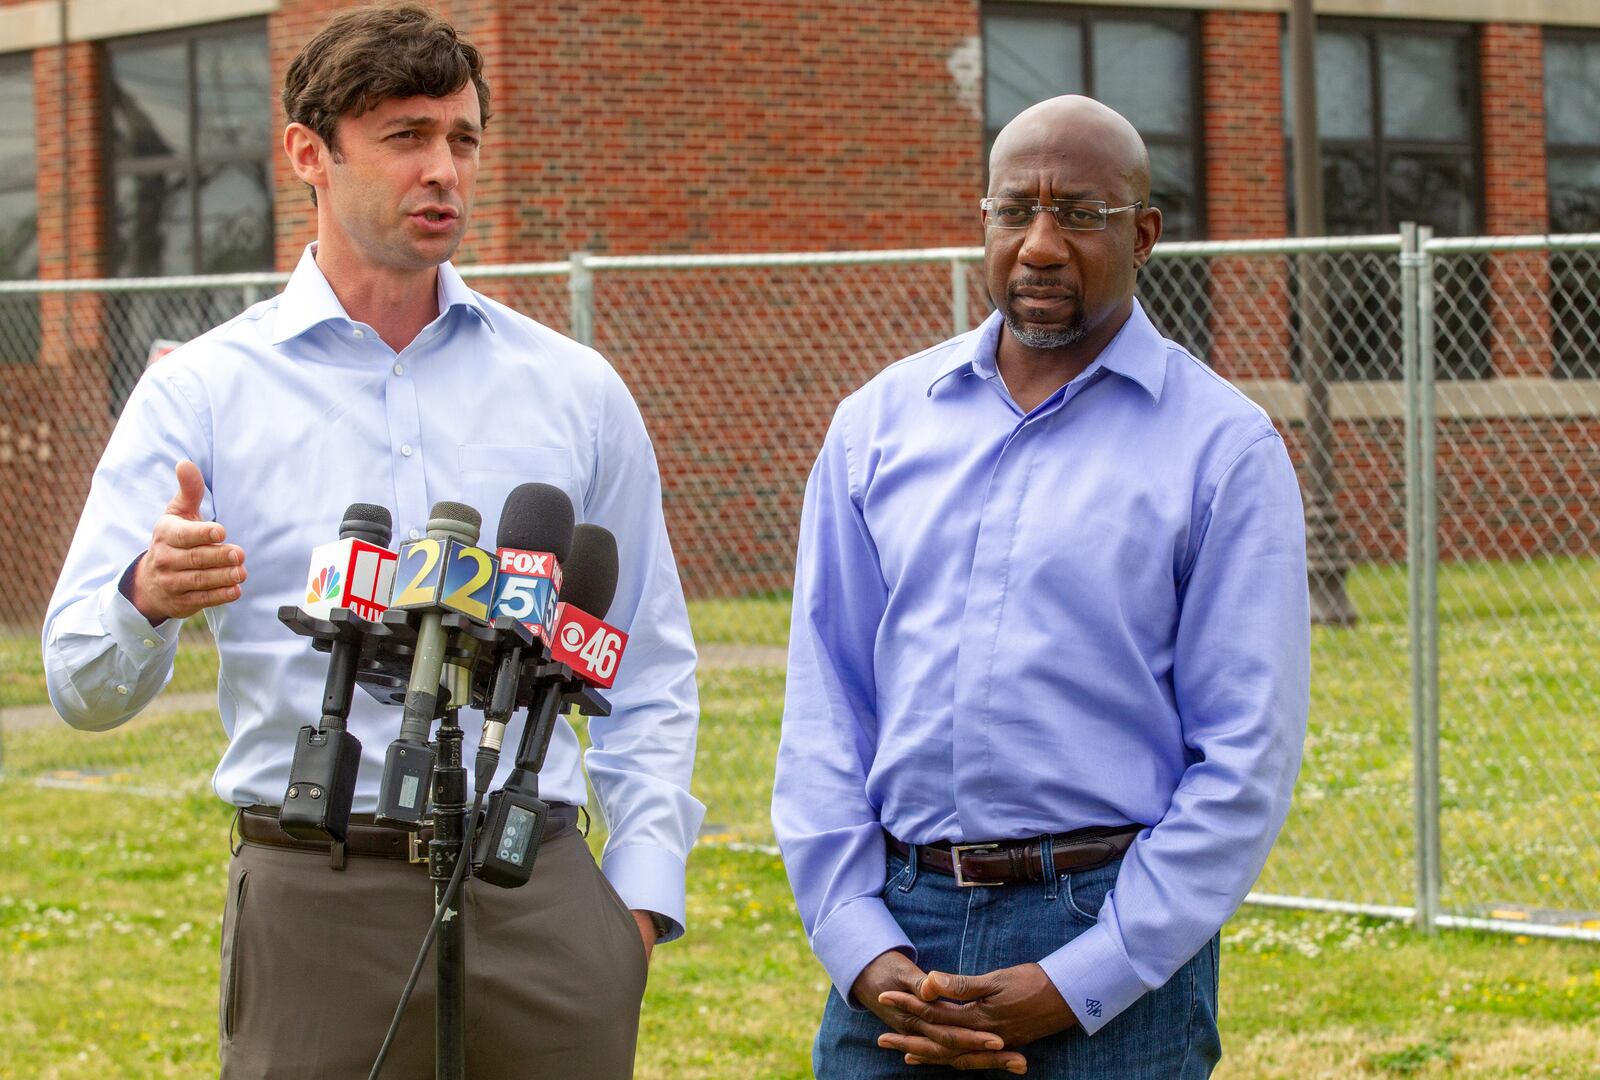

{"left": 981, "top": 2, "right": 1207, "bottom": 240}
{"left": 1543, "top": 25, "right": 1600, "bottom": 234}
{"left": 1284, "top": 17, "right": 1484, "bottom": 236}
{"left": 0, "top": 50, "right": 38, "bottom": 282}
{"left": 100, "top": 17, "right": 273, "bottom": 277}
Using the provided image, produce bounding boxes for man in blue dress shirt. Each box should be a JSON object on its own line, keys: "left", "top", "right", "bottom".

{"left": 774, "top": 95, "right": 1311, "bottom": 1077}
{"left": 43, "top": 7, "right": 700, "bottom": 1077}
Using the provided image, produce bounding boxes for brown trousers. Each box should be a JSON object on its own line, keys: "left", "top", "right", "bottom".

{"left": 218, "top": 824, "right": 648, "bottom": 1079}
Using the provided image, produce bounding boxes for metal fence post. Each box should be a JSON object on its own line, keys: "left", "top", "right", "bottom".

{"left": 1418, "top": 225, "right": 1442, "bottom": 932}
{"left": 568, "top": 251, "right": 594, "bottom": 347}
{"left": 951, "top": 258, "right": 969, "bottom": 336}
{"left": 1404, "top": 223, "right": 1442, "bottom": 932}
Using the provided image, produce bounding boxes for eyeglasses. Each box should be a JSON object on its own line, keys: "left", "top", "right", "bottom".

{"left": 980, "top": 197, "right": 1144, "bottom": 232}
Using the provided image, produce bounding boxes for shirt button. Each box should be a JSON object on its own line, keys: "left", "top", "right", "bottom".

{"left": 116, "top": 684, "right": 129, "bottom": 695}
{"left": 353, "top": 328, "right": 365, "bottom": 339}
{"left": 142, "top": 638, "right": 157, "bottom": 648}
{"left": 393, "top": 363, "right": 405, "bottom": 376}
{"left": 409, "top": 528, "right": 421, "bottom": 540}
{"left": 401, "top": 444, "right": 413, "bottom": 457}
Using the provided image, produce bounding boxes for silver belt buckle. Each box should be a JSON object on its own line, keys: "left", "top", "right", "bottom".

{"left": 408, "top": 830, "right": 428, "bottom": 865}
{"left": 949, "top": 843, "right": 1002, "bottom": 887}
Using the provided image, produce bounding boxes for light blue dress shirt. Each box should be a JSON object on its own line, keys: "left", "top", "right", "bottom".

{"left": 773, "top": 303, "right": 1310, "bottom": 1032}
{"left": 44, "top": 246, "right": 705, "bottom": 936}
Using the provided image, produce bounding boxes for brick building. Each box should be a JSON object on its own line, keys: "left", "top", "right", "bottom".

{"left": 1, "top": 0, "right": 1598, "bottom": 621}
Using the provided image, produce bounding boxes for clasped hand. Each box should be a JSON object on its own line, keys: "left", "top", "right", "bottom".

{"left": 851, "top": 951, "right": 1078, "bottom": 1074}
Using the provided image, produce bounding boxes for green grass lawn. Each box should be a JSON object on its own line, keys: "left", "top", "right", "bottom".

{"left": 3, "top": 562, "right": 1598, "bottom": 1076}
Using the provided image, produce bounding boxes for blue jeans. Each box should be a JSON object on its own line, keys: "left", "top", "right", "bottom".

{"left": 815, "top": 851, "right": 1220, "bottom": 1079}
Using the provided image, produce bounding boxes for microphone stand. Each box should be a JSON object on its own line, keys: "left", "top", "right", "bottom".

{"left": 291, "top": 606, "right": 614, "bottom": 1080}
{"left": 423, "top": 615, "right": 500, "bottom": 1080}
{"left": 431, "top": 690, "right": 468, "bottom": 1080}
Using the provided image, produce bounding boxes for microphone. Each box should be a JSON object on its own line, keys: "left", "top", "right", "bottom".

{"left": 299, "top": 503, "right": 399, "bottom": 622}
{"left": 376, "top": 501, "right": 493, "bottom": 828}
{"left": 280, "top": 503, "right": 395, "bottom": 842}
{"left": 478, "top": 483, "right": 576, "bottom": 753}
{"left": 548, "top": 524, "right": 627, "bottom": 688}
{"left": 488, "top": 483, "right": 576, "bottom": 645}
{"left": 473, "top": 524, "right": 618, "bottom": 888}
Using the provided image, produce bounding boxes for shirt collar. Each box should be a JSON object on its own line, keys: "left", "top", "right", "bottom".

{"left": 927, "top": 300, "right": 1169, "bottom": 402}
{"left": 925, "top": 310, "right": 1004, "bottom": 395}
{"left": 268, "top": 243, "right": 494, "bottom": 346}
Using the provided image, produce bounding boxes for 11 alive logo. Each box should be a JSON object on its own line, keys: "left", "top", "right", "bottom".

{"left": 490, "top": 548, "right": 563, "bottom": 643}
{"left": 301, "top": 538, "right": 398, "bottom": 622}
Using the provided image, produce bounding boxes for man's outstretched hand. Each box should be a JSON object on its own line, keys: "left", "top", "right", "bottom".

{"left": 874, "top": 963, "right": 1079, "bottom": 1072}
{"left": 130, "top": 460, "right": 247, "bottom": 624}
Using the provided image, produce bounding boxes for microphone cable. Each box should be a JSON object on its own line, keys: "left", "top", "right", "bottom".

{"left": 367, "top": 745, "right": 501, "bottom": 1080}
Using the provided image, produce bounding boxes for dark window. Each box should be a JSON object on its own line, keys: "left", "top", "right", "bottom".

{"left": 982, "top": 4, "right": 1208, "bottom": 357}
{"left": 983, "top": 4, "right": 1203, "bottom": 241}
{"left": 103, "top": 22, "right": 271, "bottom": 407}
{"left": 104, "top": 20, "right": 273, "bottom": 277}
{"left": 1545, "top": 30, "right": 1600, "bottom": 378}
{"left": 0, "top": 53, "right": 40, "bottom": 364}
{"left": 1284, "top": 21, "right": 1486, "bottom": 379}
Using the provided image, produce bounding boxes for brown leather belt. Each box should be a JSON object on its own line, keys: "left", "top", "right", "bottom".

{"left": 238, "top": 803, "right": 580, "bottom": 865}
{"left": 888, "top": 824, "right": 1142, "bottom": 887}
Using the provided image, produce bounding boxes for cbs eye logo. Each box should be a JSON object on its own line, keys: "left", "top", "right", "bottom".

{"left": 559, "top": 622, "right": 587, "bottom": 650}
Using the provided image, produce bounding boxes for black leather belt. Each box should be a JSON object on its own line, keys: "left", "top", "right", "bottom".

{"left": 888, "top": 824, "right": 1142, "bottom": 887}
{"left": 239, "top": 804, "right": 580, "bottom": 864}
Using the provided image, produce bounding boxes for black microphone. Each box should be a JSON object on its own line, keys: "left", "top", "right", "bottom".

{"left": 280, "top": 503, "right": 393, "bottom": 842}
{"left": 474, "top": 523, "right": 617, "bottom": 888}
{"left": 376, "top": 501, "right": 483, "bottom": 828}
{"left": 546, "top": 524, "right": 626, "bottom": 688}
{"left": 478, "top": 483, "right": 576, "bottom": 758}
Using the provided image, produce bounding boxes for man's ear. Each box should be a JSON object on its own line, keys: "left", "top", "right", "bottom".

{"left": 284, "top": 122, "right": 333, "bottom": 191}
{"left": 1132, "top": 206, "right": 1163, "bottom": 270}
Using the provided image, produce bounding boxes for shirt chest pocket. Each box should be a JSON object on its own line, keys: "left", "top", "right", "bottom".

{"left": 458, "top": 444, "right": 578, "bottom": 525}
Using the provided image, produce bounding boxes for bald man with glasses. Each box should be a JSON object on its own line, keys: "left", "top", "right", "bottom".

{"left": 773, "top": 96, "right": 1311, "bottom": 1078}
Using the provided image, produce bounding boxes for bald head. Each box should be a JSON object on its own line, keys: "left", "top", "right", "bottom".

{"left": 980, "top": 94, "right": 1162, "bottom": 374}
{"left": 989, "top": 96, "right": 1150, "bottom": 206}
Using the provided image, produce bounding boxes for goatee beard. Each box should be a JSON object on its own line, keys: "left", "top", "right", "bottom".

{"left": 1004, "top": 310, "right": 1088, "bottom": 349}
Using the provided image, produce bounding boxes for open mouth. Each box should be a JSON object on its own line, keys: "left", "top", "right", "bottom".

{"left": 410, "top": 208, "right": 459, "bottom": 226}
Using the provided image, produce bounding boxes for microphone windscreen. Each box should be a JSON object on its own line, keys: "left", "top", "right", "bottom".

{"left": 340, "top": 503, "right": 392, "bottom": 548}
{"left": 497, "top": 483, "right": 576, "bottom": 562}
{"left": 427, "top": 500, "right": 482, "bottom": 545}
{"left": 562, "top": 524, "right": 619, "bottom": 619}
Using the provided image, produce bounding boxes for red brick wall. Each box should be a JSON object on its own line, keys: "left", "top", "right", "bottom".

{"left": 1282, "top": 416, "right": 1600, "bottom": 565}
{"left": 272, "top": 0, "right": 983, "bottom": 268}
{"left": 5, "top": 5, "right": 1600, "bottom": 625}
{"left": 1201, "top": 11, "right": 1291, "bottom": 381}
{"left": 1480, "top": 24, "right": 1552, "bottom": 377}
{"left": 7, "top": 44, "right": 116, "bottom": 628}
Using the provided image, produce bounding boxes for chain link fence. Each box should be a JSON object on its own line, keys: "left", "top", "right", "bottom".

{"left": 1, "top": 233, "right": 1597, "bottom": 942}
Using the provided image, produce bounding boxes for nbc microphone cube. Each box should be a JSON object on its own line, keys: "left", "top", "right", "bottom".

{"left": 302, "top": 538, "right": 398, "bottom": 621}
{"left": 490, "top": 548, "right": 564, "bottom": 643}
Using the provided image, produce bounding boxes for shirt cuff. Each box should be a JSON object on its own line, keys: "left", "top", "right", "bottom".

{"left": 812, "top": 896, "right": 916, "bottom": 1010}
{"left": 1037, "top": 921, "right": 1148, "bottom": 1035}
{"left": 103, "top": 555, "right": 182, "bottom": 656}
{"left": 601, "top": 843, "right": 689, "bottom": 943}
